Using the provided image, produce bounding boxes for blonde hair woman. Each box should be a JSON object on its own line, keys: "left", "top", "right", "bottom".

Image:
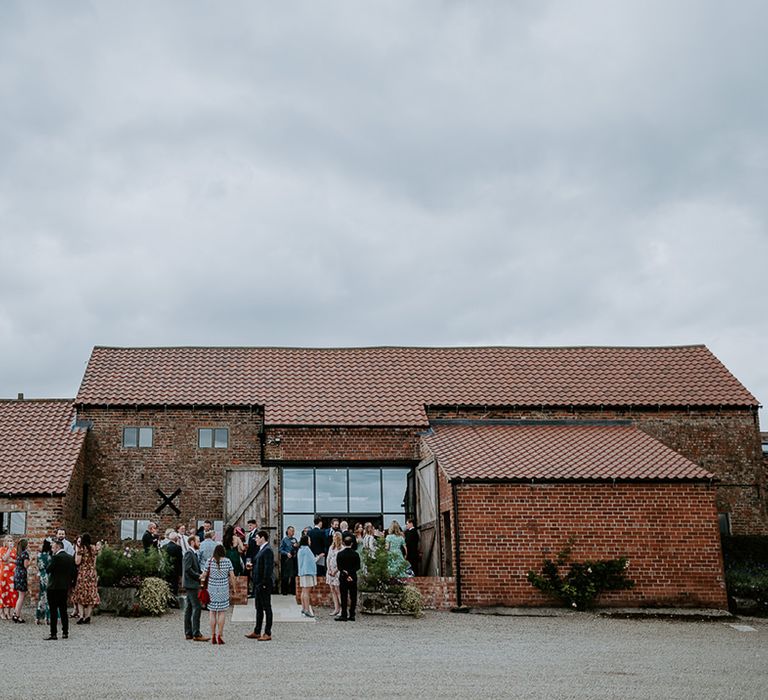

{"left": 385, "top": 521, "right": 408, "bottom": 577}
{"left": 325, "top": 531, "right": 343, "bottom": 617}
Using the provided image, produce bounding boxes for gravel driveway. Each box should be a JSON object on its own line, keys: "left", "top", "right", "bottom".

{"left": 1, "top": 607, "right": 766, "bottom": 699}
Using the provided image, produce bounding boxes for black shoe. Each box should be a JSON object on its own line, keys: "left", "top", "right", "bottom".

{"left": 349, "top": 616, "right": 356, "bottom": 621}
{"left": 62, "top": 633, "right": 68, "bottom": 639}
{"left": 334, "top": 615, "right": 348, "bottom": 621}
{"left": 45, "top": 635, "right": 58, "bottom": 640}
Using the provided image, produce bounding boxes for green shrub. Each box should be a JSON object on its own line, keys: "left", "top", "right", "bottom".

{"left": 138, "top": 577, "right": 172, "bottom": 616}
{"left": 360, "top": 537, "right": 408, "bottom": 593}
{"left": 96, "top": 544, "right": 168, "bottom": 588}
{"left": 527, "top": 537, "right": 634, "bottom": 610}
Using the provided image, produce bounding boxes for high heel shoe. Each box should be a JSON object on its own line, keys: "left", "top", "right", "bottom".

{"left": 12, "top": 615, "right": 19, "bottom": 623}
{"left": 217, "top": 635, "right": 224, "bottom": 644}
{"left": 211, "top": 636, "right": 218, "bottom": 644}
{"left": 77, "top": 617, "right": 91, "bottom": 625}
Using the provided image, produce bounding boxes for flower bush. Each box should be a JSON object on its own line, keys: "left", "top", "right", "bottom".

{"left": 527, "top": 537, "right": 634, "bottom": 610}
{"left": 138, "top": 577, "right": 172, "bottom": 616}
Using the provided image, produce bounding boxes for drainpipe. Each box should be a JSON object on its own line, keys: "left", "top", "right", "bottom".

{"left": 452, "top": 480, "right": 463, "bottom": 609}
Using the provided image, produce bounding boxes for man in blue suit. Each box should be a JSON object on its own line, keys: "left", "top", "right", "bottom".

{"left": 245, "top": 530, "right": 274, "bottom": 641}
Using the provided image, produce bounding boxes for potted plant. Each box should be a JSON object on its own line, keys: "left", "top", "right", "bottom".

{"left": 97, "top": 544, "right": 171, "bottom": 615}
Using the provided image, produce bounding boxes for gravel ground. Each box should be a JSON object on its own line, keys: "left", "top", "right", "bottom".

{"left": 1, "top": 606, "right": 766, "bottom": 699}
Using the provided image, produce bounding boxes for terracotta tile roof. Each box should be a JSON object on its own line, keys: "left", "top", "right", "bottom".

{"left": 0, "top": 400, "right": 86, "bottom": 495}
{"left": 75, "top": 345, "right": 758, "bottom": 426}
{"left": 423, "top": 421, "right": 714, "bottom": 482}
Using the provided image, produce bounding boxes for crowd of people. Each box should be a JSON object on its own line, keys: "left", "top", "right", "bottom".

{"left": 0, "top": 528, "right": 101, "bottom": 640}
{"left": 0, "top": 515, "right": 421, "bottom": 645}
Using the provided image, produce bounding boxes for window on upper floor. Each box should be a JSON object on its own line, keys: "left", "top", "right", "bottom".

{"left": 198, "top": 428, "right": 229, "bottom": 449}
{"left": 0, "top": 511, "right": 27, "bottom": 536}
{"left": 123, "top": 427, "right": 153, "bottom": 448}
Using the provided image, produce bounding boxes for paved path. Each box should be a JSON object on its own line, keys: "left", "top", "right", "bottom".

{"left": 1, "top": 607, "right": 766, "bottom": 699}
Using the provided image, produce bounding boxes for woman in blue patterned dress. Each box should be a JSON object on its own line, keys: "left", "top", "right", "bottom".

{"left": 201, "top": 544, "right": 234, "bottom": 645}
{"left": 35, "top": 539, "right": 52, "bottom": 625}
{"left": 385, "top": 521, "right": 409, "bottom": 577}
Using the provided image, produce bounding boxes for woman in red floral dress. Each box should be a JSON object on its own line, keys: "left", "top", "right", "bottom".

{"left": 71, "top": 533, "right": 100, "bottom": 624}
{"left": 0, "top": 535, "right": 18, "bottom": 619}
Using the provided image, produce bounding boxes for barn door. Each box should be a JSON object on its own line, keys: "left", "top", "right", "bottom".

{"left": 415, "top": 457, "right": 440, "bottom": 577}
{"left": 224, "top": 467, "right": 278, "bottom": 534}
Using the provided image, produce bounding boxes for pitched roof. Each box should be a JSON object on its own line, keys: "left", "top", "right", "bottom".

{"left": 0, "top": 400, "right": 86, "bottom": 495}
{"left": 422, "top": 421, "right": 714, "bottom": 482}
{"left": 75, "top": 345, "right": 758, "bottom": 426}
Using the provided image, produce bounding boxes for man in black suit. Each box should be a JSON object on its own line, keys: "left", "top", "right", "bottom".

{"left": 142, "top": 521, "right": 158, "bottom": 552}
{"left": 46, "top": 539, "right": 75, "bottom": 640}
{"left": 245, "top": 530, "right": 274, "bottom": 641}
{"left": 182, "top": 535, "right": 209, "bottom": 642}
{"left": 335, "top": 536, "right": 361, "bottom": 622}
{"left": 308, "top": 516, "right": 326, "bottom": 576}
{"left": 404, "top": 519, "right": 420, "bottom": 576}
{"left": 244, "top": 519, "right": 259, "bottom": 597}
{"left": 164, "top": 532, "right": 183, "bottom": 607}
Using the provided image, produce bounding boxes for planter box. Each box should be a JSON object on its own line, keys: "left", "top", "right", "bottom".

{"left": 98, "top": 587, "right": 139, "bottom": 615}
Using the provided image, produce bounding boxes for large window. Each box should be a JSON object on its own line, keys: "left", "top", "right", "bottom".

{"left": 123, "top": 427, "right": 153, "bottom": 448}
{"left": 282, "top": 466, "right": 411, "bottom": 533}
{"left": 0, "top": 511, "right": 26, "bottom": 535}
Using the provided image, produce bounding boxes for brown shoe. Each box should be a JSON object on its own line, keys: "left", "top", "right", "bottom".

{"left": 244, "top": 631, "right": 261, "bottom": 639}
{"left": 192, "top": 635, "right": 210, "bottom": 642}
{"left": 258, "top": 634, "right": 272, "bottom": 641}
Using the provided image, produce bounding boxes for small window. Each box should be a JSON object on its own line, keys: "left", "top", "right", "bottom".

{"left": 0, "top": 511, "right": 27, "bottom": 535}
{"left": 123, "top": 427, "right": 153, "bottom": 448}
{"left": 762, "top": 441, "right": 768, "bottom": 457}
{"left": 718, "top": 513, "right": 731, "bottom": 536}
{"left": 198, "top": 428, "right": 228, "bottom": 449}
{"left": 120, "top": 518, "right": 150, "bottom": 540}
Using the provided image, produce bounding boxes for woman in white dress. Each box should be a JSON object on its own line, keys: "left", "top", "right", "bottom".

{"left": 325, "top": 531, "right": 343, "bottom": 617}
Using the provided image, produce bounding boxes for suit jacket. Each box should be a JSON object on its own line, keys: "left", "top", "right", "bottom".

{"left": 252, "top": 544, "right": 274, "bottom": 591}
{"left": 308, "top": 527, "right": 325, "bottom": 556}
{"left": 165, "top": 541, "right": 183, "bottom": 577}
{"left": 336, "top": 547, "right": 361, "bottom": 582}
{"left": 46, "top": 551, "right": 76, "bottom": 591}
{"left": 404, "top": 528, "right": 420, "bottom": 556}
{"left": 183, "top": 549, "right": 202, "bottom": 590}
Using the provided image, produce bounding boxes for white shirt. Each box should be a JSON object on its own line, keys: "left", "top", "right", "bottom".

{"left": 61, "top": 538, "right": 75, "bottom": 556}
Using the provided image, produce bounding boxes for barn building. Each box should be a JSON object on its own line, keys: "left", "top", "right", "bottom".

{"left": 3, "top": 344, "right": 765, "bottom": 609}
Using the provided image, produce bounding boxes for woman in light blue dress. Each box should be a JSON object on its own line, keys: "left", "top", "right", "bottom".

{"left": 202, "top": 545, "right": 234, "bottom": 645}
{"left": 297, "top": 535, "right": 319, "bottom": 618}
{"left": 385, "top": 521, "right": 409, "bottom": 577}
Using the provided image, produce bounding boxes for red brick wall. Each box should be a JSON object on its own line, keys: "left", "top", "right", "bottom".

{"left": 427, "top": 406, "right": 766, "bottom": 534}
{"left": 264, "top": 426, "right": 420, "bottom": 461}
{"left": 77, "top": 406, "right": 264, "bottom": 542}
{"left": 454, "top": 482, "right": 727, "bottom": 609}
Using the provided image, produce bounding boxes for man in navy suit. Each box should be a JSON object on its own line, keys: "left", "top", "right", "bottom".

{"left": 245, "top": 530, "right": 274, "bottom": 641}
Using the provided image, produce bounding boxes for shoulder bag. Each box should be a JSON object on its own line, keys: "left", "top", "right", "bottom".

{"left": 197, "top": 560, "right": 212, "bottom": 605}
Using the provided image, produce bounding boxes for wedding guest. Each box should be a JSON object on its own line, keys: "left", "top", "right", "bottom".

{"left": 385, "top": 521, "right": 408, "bottom": 577}
{"left": 177, "top": 524, "right": 190, "bottom": 555}
{"left": 0, "top": 536, "right": 18, "bottom": 619}
{"left": 404, "top": 519, "right": 420, "bottom": 576}
{"left": 182, "top": 535, "right": 209, "bottom": 642}
{"left": 308, "top": 516, "right": 326, "bottom": 576}
{"left": 222, "top": 525, "right": 244, "bottom": 576}
{"left": 362, "top": 522, "right": 377, "bottom": 556}
{"left": 202, "top": 544, "right": 235, "bottom": 645}
{"left": 196, "top": 520, "right": 213, "bottom": 542}
{"left": 279, "top": 526, "right": 298, "bottom": 595}
{"left": 12, "top": 538, "right": 31, "bottom": 622}
{"left": 198, "top": 530, "right": 216, "bottom": 569}
{"left": 335, "top": 535, "right": 361, "bottom": 622}
{"left": 164, "top": 531, "right": 183, "bottom": 606}
{"left": 45, "top": 539, "right": 75, "bottom": 640}
{"left": 245, "top": 530, "right": 274, "bottom": 642}
{"left": 297, "top": 534, "right": 319, "bottom": 618}
{"left": 142, "top": 522, "right": 159, "bottom": 552}
{"left": 35, "top": 539, "right": 53, "bottom": 626}
{"left": 326, "top": 531, "right": 343, "bottom": 617}
{"left": 56, "top": 528, "right": 75, "bottom": 556}
{"left": 71, "top": 533, "right": 100, "bottom": 625}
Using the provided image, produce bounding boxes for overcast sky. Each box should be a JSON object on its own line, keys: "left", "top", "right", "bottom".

{"left": 1, "top": 1, "right": 766, "bottom": 425}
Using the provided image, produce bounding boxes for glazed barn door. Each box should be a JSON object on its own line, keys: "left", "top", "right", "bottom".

{"left": 415, "top": 457, "right": 440, "bottom": 577}
{"left": 224, "top": 467, "right": 278, "bottom": 533}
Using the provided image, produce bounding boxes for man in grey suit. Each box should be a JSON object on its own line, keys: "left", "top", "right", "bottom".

{"left": 182, "top": 535, "right": 209, "bottom": 641}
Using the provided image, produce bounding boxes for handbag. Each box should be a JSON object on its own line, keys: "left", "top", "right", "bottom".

{"left": 197, "top": 560, "right": 211, "bottom": 605}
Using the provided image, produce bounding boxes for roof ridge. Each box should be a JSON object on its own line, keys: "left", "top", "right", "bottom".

{"left": 0, "top": 398, "right": 74, "bottom": 403}
{"left": 91, "top": 344, "right": 709, "bottom": 351}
